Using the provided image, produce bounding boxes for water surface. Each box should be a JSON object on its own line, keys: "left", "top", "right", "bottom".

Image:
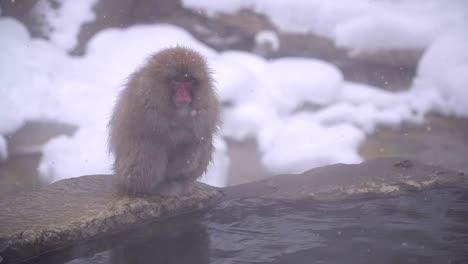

{"left": 29, "top": 185, "right": 468, "bottom": 264}
{"left": 207, "top": 186, "right": 468, "bottom": 263}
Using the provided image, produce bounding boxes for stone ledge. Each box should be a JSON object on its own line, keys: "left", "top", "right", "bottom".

{"left": 224, "top": 158, "right": 467, "bottom": 201}
{"left": 0, "top": 175, "right": 222, "bottom": 263}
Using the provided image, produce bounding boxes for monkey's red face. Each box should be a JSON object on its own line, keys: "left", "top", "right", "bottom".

{"left": 171, "top": 76, "right": 194, "bottom": 108}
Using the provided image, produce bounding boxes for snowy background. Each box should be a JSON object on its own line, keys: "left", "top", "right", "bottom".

{"left": 0, "top": 0, "right": 467, "bottom": 188}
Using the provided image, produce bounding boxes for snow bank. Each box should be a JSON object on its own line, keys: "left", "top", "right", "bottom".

{"left": 210, "top": 58, "right": 256, "bottom": 106}
{"left": 222, "top": 101, "right": 278, "bottom": 141}
{"left": 217, "top": 51, "right": 442, "bottom": 175}
{"left": 83, "top": 24, "right": 217, "bottom": 84}
{"left": 258, "top": 113, "right": 364, "bottom": 174}
{"left": 0, "top": 18, "right": 71, "bottom": 133}
{"left": 0, "top": 17, "right": 227, "bottom": 186}
{"left": 220, "top": 51, "right": 267, "bottom": 76}
{"left": 38, "top": 125, "right": 112, "bottom": 182}
{"left": 412, "top": 31, "right": 468, "bottom": 118}
{"left": 335, "top": 83, "right": 426, "bottom": 132}
{"left": 262, "top": 58, "right": 343, "bottom": 114}
{"left": 183, "top": 0, "right": 467, "bottom": 53}
{"left": 2, "top": 0, "right": 468, "bottom": 185}
{"left": 33, "top": 0, "right": 98, "bottom": 51}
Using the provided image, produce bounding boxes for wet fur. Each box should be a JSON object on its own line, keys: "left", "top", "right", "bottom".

{"left": 108, "top": 47, "right": 220, "bottom": 196}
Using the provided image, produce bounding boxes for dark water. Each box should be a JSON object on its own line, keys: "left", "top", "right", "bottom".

{"left": 207, "top": 188, "right": 468, "bottom": 264}
{"left": 29, "top": 186, "right": 468, "bottom": 264}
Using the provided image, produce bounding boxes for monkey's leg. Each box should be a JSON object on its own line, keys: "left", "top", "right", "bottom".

{"left": 166, "top": 143, "right": 204, "bottom": 177}
{"left": 186, "top": 139, "right": 214, "bottom": 180}
{"left": 162, "top": 140, "right": 213, "bottom": 195}
{"left": 114, "top": 142, "right": 168, "bottom": 195}
{"left": 176, "top": 140, "right": 215, "bottom": 194}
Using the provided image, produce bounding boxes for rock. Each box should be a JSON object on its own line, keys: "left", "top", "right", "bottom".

{"left": 6, "top": 120, "right": 77, "bottom": 157}
{"left": 0, "top": 175, "right": 222, "bottom": 263}
{"left": 223, "top": 157, "right": 467, "bottom": 201}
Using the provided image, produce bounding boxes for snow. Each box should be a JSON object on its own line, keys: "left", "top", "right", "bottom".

{"left": 255, "top": 30, "right": 280, "bottom": 51}
{"left": 84, "top": 24, "right": 217, "bottom": 77}
{"left": 183, "top": 0, "right": 468, "bottom": 53}
{"left": 220, "top": 51, "right": 267, "bottom": 76}
{"left": 259, "top": 115, "right": 364, "bottom": 174}
{"left": 335, "top": 83, "right": 427, "bottom": 132}
{"left": 210, "top": 57, "right": 256, "bottom": 106}
{"left": 0, "top": 18, "right": 223, "bottom": 185}
{"left": 33, "top": 0, "right": 98, "bottom": 51}
{"left": 262, "top": 58, "right": 343, "bottom": 114}
{"left": 0, "top": 18, "right": 70, "bottom": 133}
{"left": 38, "top": 126, "right": 112, "bottom": 182}
{"left": 1, "top": 0, "right": 468, "bottom": 186}
{"left": 412, "top": 31, "right": 468, "bottom": 118}
{"left": 222, "top": 102, "right": 278, "bottom": 141}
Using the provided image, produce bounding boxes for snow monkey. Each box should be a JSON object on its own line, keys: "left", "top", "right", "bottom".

{"left": 108, "top": 47, "right": 220, "bottom": 196}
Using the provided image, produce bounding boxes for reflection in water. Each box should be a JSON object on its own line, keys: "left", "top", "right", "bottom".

{"left": 109, "top": 223, "right": 209, "bottom": 264}
{"left": 67, "top": 223, "right": 209, "bottom": 264}
{"left": 206, "top": 186, "right": 468, "bottom": 264}
{"left": 27, "top": 186, "right": 468, "bottom": 264}
{"left": 27, "top": 217, "right": 209, "bottom": 264}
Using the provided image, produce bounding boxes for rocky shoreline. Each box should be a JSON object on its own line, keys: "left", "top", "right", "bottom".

{"left": 1, "top": 158, "right": 466, "bottom": 263}
{"left": 0, "top": 177, "right": 222, "bottom": 263}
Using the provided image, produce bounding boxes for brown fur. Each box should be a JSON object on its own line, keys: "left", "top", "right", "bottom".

{"left": 108, "top": 47, "right": 220, "bottom": 196}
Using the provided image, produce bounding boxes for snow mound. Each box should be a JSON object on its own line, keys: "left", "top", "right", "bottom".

{"left": 259, "top": 113, "right": 364, "bottom": 174}
{"left": 412, "top": 31, "right": 468, "bottom": 118}
{"left": 263, "top": 58, "right": 343, "bottom": 114}
{"left": 183, "top": 0, "right": 467, "bottom": 52}
{"left": 2, "top": 6, "right": 468, "bottom": 185}
{"left": 0, "top": 18, "right": 70, "bottom": 133}
{"left": 39, "top": 125, "right": 112, "bottom": 182}
{"left": 33, "top": 0, "right": 98, "bottom": 51}
{"left": 0, "top": 18, "right": 228, "bottom": 186}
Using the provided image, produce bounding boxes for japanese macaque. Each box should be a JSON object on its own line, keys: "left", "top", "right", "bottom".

{"left": 108, "top": 47, "right": 220, "bottom": 196}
